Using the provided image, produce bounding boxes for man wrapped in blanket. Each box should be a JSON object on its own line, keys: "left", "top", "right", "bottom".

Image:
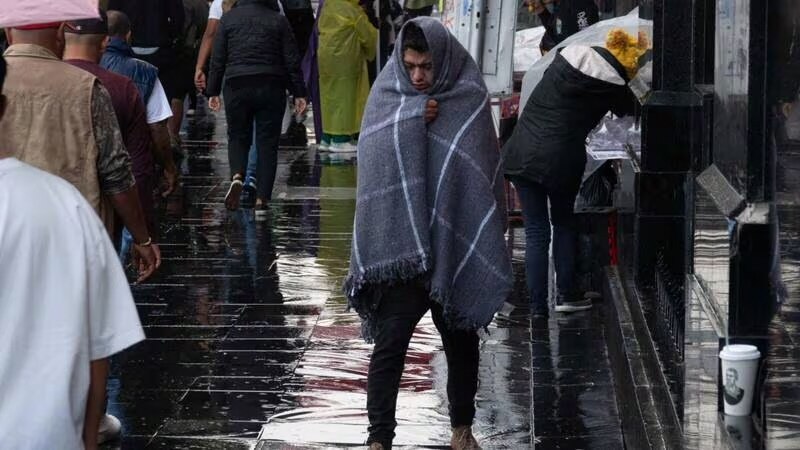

{"left": 345, "top": 18, "right": 512, "bottom": 450}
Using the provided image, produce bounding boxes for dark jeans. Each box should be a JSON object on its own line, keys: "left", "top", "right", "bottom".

{"left": 514, "top": 178, "right": 579, "bottom": 306}
{"left": 223, "top": 75, "right": 286, "bottom": 200}
{"left": 135, "top": 47, "right": 181, "bottom": 101}
{"left": 367, "top": 282, "right": 479, "bottom": 448}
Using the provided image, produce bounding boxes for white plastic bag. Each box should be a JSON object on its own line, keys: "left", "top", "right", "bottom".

{"left": 519, "top": 7, "right": 652, "bottom": 111}
{"left": 0, "top": 0, "right": 98, "bottom": 29}
{"left": 514, "top": 26, "right": 546, "bottom": 73}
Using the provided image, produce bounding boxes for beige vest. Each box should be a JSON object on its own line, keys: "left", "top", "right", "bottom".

{"left": 0, "top": 44, "right": 113, "bottom": 231}
{"left": 223, "top": 0, "right": 238, "bottom": 13}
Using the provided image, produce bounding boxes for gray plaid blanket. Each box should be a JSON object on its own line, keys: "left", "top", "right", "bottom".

{"left": 344, "top": 18, "right": 512, "bottom": 341}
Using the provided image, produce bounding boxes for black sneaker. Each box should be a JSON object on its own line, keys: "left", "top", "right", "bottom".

{"left": 554, "top": 294, "right": 592, "bottom": 313}
{"left": 240, "top": 184, "right": 257, "bottom": 209}
{"left": 531, "top": 302, "right": 549, "bottom": 318}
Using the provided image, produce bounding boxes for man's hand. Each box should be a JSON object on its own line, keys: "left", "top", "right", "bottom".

{"left": 162, "top": 164, "right": 179, "bottom": 198}
{"left": 194, "top": 69, "right": 207, "bottom": 91}
{"left": 209, "top": 96, "right": 221, "bottom": 112}
{"left": 425, "top": 99, "right": 439, "bottom": 124}
{"left": 132, "top": 242, "right": 161, "bottom": 283}
{"left": 294, "top": 97, "right": 308, "bottom": 115}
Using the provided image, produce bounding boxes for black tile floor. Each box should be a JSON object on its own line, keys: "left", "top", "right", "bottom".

{"left": 102, "top": 107, "right": 623, "bottom": 449}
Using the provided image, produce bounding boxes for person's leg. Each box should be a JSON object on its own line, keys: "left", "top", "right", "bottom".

{"left": 430, "top": 304, "right": 480, "bottom": 430}
{"left": 514, "top": 179, "right": 552, "bottom": 313}
{"left": 188, "top": 88, "right": 198, "bottom": 113}
{"left": 223, "top": 80, "right": 255, "bottom": 209}
{"left": 246, "top": 127, "right": 258, "bottom": 187}
{"left": 169, "top": 98, "right": 185, "bottom": 137}
{"left": 367, "top": 283, "right": 430, "bottom": 449}
{"left": 253, "top": 86, "right": 286, "bottom": 204}
{"left": 549, "top": 189, "right": 587, "bottom": 310}
{"left": 241, "top": 126, "right": 259, "bottom": 208}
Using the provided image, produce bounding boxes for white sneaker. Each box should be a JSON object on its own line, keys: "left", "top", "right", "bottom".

{"left": 554, "top": 298, "right": 593, "bottom": 313}
{"left": 317, "top": 140, "right": 331, "bottom": 151}
{"left": 329, "top": 141, "right": 358, "bottom": 153}
{"left": 98, "top": 413, "right": 122, "bottom": 444}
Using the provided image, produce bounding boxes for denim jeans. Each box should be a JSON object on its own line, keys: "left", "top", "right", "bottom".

{"left": 514, "top": 178, "right": 579, "bottom": 306}
{"left": 245, "top": 126, "right": 257, "bottom": 188}
{"left": 119, "top": 228, "right": 133, "bottom": 265}
{"left": 366, "top": 282, "right": 479, "bottom": 449}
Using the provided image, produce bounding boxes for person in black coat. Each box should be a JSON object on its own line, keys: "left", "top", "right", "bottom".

{"left": 531, "top": 0, "right": 600, "bottom": 54}
{"left": 503, "top": 29, "right": 646, "bottom": 316}
{"left": 206, "top": 0, "right": 308, "bottom": 212}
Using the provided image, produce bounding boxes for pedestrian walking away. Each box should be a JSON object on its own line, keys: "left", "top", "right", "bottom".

{"left": 206, "top": 0, "right": 308, "bottom": 213}
{"left": 107, "top": 0, "right": 186, "bottom": 150}
{"left": 0, "top": 54, "right": 146, "bottom": 450}
{"left": 345, "top": 18, "right": 512, "bottom": 450}
{"left": 0, "top": 21, "right": 160, "bottom": 282}
{"left": 502, "top": 29, "right": 647, "bottom": 316}
{"left": 316, "top": 0, "right": 377, "bottom": 151}
{"left": 101, "top": 10, "right": 179, "bottom": 198}
{"left": 63, "top": 10, "right": 161, "bottom": 248}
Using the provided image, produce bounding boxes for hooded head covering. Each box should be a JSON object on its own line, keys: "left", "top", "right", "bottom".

{"left": 345, "top": 18, "right": 512, "bottom": 340}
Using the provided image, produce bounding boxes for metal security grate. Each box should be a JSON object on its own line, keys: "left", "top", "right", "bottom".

{"left": 652, "top": 251, "right": 686, "bottom": 422}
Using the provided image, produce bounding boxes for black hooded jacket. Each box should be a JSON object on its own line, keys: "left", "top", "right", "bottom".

{"left": 107, "top": 0, "right": 185, "bottom": 48}
{"left": 503, "top": 46, "right": 635, "bottom": 195}
{"left": 206, "top": 0, "right": 307, "bottom": 98}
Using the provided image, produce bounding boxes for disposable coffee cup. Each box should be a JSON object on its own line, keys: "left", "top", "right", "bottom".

{"left": 719, "top": 344, "right": 761, "bottom": 416}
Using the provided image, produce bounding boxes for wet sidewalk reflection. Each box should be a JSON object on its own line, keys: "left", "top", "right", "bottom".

{"left": 104, "top": 108, "right": 622, "bottom": 449}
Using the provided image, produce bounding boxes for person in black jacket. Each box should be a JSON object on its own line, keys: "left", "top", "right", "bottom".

{"left": 531, "top": 0, "right": 599, "bottom": 54}
{"left": 206, "top": 0, "right": 308, "bottom": 213}
{"left": 107, "top": 0, "right": 186, "bottom": 147}
{"left": 503, "top": 30, "right": 646, "bottom": 316}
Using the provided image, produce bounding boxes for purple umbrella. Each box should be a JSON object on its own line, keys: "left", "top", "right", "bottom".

{"left": 301, "top": 0, "right": 324, "bottom": 144}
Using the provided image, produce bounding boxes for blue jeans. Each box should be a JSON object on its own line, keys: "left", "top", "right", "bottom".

{"left": 119, "top": 228, "right": 133, "bottom": 265}
{"left": 245, "top": 125, "right": 257, "bottom": 188}
{"left": 514, "top": 178, "right": 578, "bottom": 306}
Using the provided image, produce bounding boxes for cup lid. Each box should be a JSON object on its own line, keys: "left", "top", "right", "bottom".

{"left": 719, "top": 344, "right": 761, "bottom": 361}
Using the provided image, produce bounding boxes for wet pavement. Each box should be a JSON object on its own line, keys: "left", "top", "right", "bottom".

{"left": 103, "top": 107, "right": 623, "bottom": 449}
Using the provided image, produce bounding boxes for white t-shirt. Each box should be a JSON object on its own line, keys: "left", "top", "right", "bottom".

{"left": 209, "top": 0, "right": 224, "bottom": 19}
{"left": 146, "top": 78, "right": 173, "bottom": 124}
{"left": 0, "top": 158, "right": 145, "bottom": 450}
{"left": 208, "top": 0, "right": 284, "bottom": 20}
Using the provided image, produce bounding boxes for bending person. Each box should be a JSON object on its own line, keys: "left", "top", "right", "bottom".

{"left": 503, "top": 29, "right": 647, "bottom": 316}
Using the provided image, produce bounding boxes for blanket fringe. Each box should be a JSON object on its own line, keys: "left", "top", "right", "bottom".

{"left": 344, "top": 254, "right": 495, "bottom": 343}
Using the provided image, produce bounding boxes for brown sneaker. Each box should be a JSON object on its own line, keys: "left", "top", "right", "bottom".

{"left": 368, "top": 443, "right": 385, "bottom": 450}
{"left": 451, "top": 426, "right": 481, "bottom": 449}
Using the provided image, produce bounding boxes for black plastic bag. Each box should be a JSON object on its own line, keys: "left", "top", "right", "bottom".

{"left": 578, "top": 161, "right": 617, "bottom": 207}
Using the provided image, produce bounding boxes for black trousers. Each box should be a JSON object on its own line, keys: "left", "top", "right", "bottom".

{"left": 223, "top": 75, "right": 286, "bottom": 200}
{"left": 366, "top": 282, "right": 480, "bottom": 448}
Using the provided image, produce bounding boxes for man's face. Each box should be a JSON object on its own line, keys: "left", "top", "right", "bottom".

{"left": 403, "top": 49, "right": 434, "bottom": 92}
{"left": 726, "top": 368, "right": 738, "bottom": 386}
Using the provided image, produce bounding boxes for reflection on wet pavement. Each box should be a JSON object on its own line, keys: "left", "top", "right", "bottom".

{"left": 104, "top": 109, "right": 624, "bottom": 449}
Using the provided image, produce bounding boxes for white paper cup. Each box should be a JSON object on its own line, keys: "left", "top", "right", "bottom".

{"left": 719, "top": 344, "right": 761, "bottom": 416}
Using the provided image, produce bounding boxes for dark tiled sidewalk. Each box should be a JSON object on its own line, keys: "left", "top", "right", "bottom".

{"left": 103, "top": 109, "right": 623, "bottom": 449}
